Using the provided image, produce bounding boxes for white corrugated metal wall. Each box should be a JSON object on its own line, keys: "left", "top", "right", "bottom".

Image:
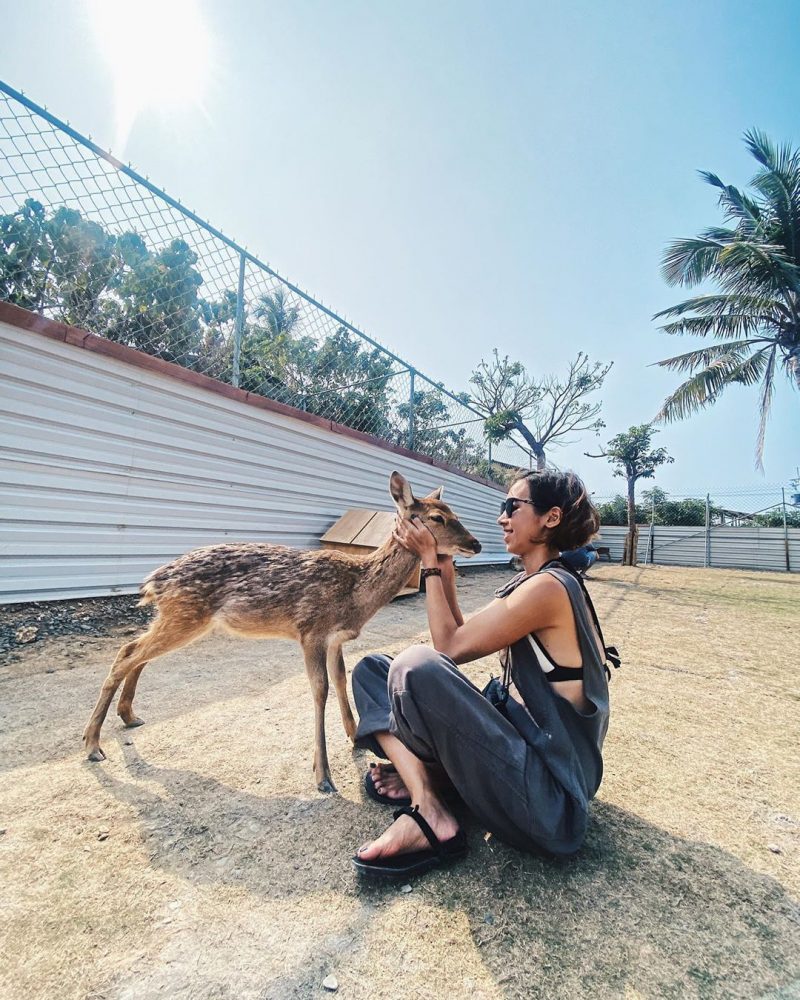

{"left": 0, "top": 318, "right": 510, "bottom": 604}
{"left": 596, "top": 525, "right": 799, "bottom": 572}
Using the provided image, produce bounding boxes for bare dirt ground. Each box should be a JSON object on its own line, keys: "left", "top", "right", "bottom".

{"left": 1, "top": 564, "right": 798, "bottom": 1000}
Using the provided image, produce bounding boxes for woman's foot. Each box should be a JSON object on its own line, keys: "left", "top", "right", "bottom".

{"left": 369, "top": 763, "right": 410, "bottom": 801}
{"left": 357, "top": 797, "right": 460, "bottom": 861}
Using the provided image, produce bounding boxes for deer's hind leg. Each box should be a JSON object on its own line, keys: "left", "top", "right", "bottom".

{"left": 326, "top": 643, "right": 357, "bottom": 743}
{"left": 83, "top": 613, "right": 210, "bottom": 762}
{"left": 116, "top": 663, "right": 148, "bottom": 728}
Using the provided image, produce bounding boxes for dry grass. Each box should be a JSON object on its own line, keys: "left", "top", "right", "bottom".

{"left": 0, "top": 564, "right": 798, "bottom": 1000}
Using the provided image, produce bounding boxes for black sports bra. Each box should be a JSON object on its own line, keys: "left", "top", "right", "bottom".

{"left": 527, "top": 632, "right": 585, "bottom": 683}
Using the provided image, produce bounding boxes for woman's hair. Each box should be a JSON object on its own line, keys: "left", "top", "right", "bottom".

{"left": 514, "top": 469, "right": 600, "bottom": 552}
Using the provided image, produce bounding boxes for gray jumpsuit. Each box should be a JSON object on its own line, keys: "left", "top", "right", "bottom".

{"left": 352, "top": 563, "right": 611, "bottom": 856}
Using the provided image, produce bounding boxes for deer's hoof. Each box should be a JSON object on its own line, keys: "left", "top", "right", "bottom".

{"left": 317, "top": 777, "right": 337, "bottom": 794}
{"left": 87, "top": 747, "right": 106, "bottom": 762}
{"left": 122, "top": 717, "right": 145, "bottom": 729}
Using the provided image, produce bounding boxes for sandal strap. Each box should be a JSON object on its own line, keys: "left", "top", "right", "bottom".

{"left": 392, "top": 805, "right": 441, "bottom": 855}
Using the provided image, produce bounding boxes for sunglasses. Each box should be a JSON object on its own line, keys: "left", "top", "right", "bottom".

{"left": 499, "top": 497, "right": 539, "bottom": 518}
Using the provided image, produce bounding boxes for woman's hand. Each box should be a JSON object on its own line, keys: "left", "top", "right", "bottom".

{"left": 392, "top": 515, "right": 438, "bottom": 565}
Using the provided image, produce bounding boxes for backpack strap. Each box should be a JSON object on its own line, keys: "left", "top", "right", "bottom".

{"left": 541, "top": 558, "right": 622, "bottom": 680}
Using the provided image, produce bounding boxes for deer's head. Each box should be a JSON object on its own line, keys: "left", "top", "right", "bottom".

{"left": 389, "top": 471, "right": 482, "bottom": 557}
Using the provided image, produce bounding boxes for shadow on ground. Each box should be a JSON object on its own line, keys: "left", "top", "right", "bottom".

{"left": 91, "top": 748, "right": 800, "bottom": 999}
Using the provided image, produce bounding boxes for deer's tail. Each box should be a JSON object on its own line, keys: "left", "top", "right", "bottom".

{"left": 138, "top": 579, "right": 158, "bottom": 607}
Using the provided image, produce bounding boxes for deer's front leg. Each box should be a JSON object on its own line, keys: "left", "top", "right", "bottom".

{"left": 301, "top": 637, "right": 336, "bottom": 793}
{"left": 326, "top": 642, "right": 357, "bottom": 743}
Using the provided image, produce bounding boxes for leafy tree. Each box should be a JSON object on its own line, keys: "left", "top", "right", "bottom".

{"left": 640, "top": 487, "right": 708, "bottom": 526}
{"left": 198, "top": 289, "right": 238, "bottom": 378}
{"left": 752, "top": 508, "right": 800, "bottom": 528}
{"left": 0, "top": 199, "right": 118, "bottom": 326}
{"left": 469, "top": 350, "right": 611, "bottom": 470}
{"left": 587, "top": 424, "right": 673, "bottom": 565}
{"left": 45, "top": 207, "right": 119, "bottom": 329}
{"left": 103, "top": 235, "right": 205, "bottom": 366}
{"left": 396, "top": 386, "right": 487, "bottom": 472}
{"left": 654, "top": 130, "right": 800, "bottom": 468}
{"left": 240, "top": 300, "right": 398, "bottom": 437}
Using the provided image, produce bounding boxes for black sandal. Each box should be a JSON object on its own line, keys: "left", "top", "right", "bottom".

{"left": 364, "top": 764, "right": 412, "bottom": 808}
{"left": 352, "top": 805, "right": 468, "bottom": 881}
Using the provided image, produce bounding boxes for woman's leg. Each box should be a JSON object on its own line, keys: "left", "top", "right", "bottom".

{"left": 357, "top": 644, "right": 545, "bottom": 860}
{"left": 352, "top": 652, "right": 437, "bottom": 802}
{"left": 356, "top": 730, "right": 460, "bottom": 860}
{"left": 382, "top": 645, "right": 558, "bottom": 853}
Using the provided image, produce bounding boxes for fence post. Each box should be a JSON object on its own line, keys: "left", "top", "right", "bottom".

{"left": 646, "top": 493, "right": 655, "bottom": 565}
{"left": 232, "top": 252, "right": 246, "bottom": 389}
{"left": 782, "top": 487, "right": 790, "bottom": 572}
{"left": 704, "top": 493, "right": 711, "bottom": 568}
{"left": 407, "top": 368, "right": 416, "bottom": 451}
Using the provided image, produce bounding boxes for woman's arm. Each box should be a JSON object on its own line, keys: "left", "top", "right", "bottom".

{"left": 436, "top": 555, "right": 464, "bottom": 626}
{"left": 394, "top": 517, "right": 564, "bottom": 664}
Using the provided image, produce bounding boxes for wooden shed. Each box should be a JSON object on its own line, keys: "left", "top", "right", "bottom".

{"left": 320, "top": 509, "right": 420, "bottom": 597}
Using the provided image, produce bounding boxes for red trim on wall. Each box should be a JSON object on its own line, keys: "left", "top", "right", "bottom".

{"left": 0, "top": 300, "right": 506, "bottom": 492}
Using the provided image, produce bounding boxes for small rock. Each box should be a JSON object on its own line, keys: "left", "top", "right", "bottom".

{"left": 0, "top": 828, "right": 7, "bottom": 835}
{"left": 45, "top": 668, "right": 56, "bottom": 674}
{"left": 399, "top": 884, "right": 413, "bottom": 894}
{"left": 97, "top": 832, "right": 109, "bottom": 841}
{"left": 322, "top": 974, "right": 338, "bottom": 992}
{"left": 168, "top": 901, "right": 180, "bottom": 910}
{"left": 15, "top": 625, "right": 38, "bottom": 644}
{"left": 124, "top": 740, "right": 133, "bottom": 745}
{"left": 767, "top": 843, "right": 782, "bottom": 854}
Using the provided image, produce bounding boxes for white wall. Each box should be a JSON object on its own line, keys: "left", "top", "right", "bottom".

{"left": 0, "top": 319, "right": 509, "bottom": 604}
{"left": 596, "top": 524, "right": 799, "bottom": 572}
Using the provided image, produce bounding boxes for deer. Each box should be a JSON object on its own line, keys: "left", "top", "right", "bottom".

{"left": 82, "top": 471, "right": 482, "bottom": 792}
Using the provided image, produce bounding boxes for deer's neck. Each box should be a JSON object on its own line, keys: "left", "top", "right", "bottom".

{"left": 356, "top": 538, "right": 418, "bottom": 612}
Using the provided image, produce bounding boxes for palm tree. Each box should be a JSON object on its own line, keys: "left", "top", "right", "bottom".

{"left": 654, "top": 130, "right": 800, "bottom": 467}
{"left": 253, "top": 285, "right": 301, "bottom": 337}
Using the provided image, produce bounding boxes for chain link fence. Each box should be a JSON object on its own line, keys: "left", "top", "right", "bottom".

{"left": 593, "top": 486, "right": 800, "bottom": 529}
{"left": 592, "top": 485, "right": 800, "bottom": 570}
{"left": 0, "top": 80, "right": 532, "bottom": 482}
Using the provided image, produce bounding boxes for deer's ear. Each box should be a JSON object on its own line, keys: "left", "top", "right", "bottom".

{"left": 422, "top": 485, "right": 444, "bottom": 501}
{"left": 389, "top": 471, "right": 415, "bottom": 510}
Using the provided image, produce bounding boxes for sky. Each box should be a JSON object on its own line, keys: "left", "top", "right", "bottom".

{"left": 1, "top": 0, "right": 798, "bottom": 500}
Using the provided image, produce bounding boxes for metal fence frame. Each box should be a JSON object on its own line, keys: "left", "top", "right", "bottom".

{"left": 594, "top": 487, "right": 799, "bottom": 572}
{"left": 0, "top": 80, "right": 533, "bottom": 480}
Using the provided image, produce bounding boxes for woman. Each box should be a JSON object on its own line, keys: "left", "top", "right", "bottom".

{"left": 351, "top": 469, "right": 615, "bottom": 880}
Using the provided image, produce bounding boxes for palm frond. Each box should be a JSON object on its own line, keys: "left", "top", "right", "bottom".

{"left": 654, "top": 341, "right": 760, "bottom": 374}
{"left": 744, "top": 131, "right": 784, "bottom": 172}
{"left": 754, "top": 347, "right": 777, "bottom": 469}
{"left": 744, "top": 129, "right": 800, "bottom": 262}
{"left": 783, "top": 349, "right": 800, "bottom": 390}
{"left": 658, "top": 315, "right": 769, "bottom": 339}
{"left": 660, "top": 236, "right": 728, "bottom": 286}
{"left": 653, "top": 292, "right": 778, "bottom": 319}
{"left": 700, "top": 173, "right": 763, "bottom": 235}
{"left": 655, "top": 350, "right": 770, "bottom": 422}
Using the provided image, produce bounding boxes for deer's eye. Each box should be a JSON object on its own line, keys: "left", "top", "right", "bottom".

{"left": 429, "top": 514, "right": 445, "bottom": 524}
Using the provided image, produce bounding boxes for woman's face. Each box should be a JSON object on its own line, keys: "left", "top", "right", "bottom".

{"left": 497, "top": 480, "right": 561, "bottom": 555}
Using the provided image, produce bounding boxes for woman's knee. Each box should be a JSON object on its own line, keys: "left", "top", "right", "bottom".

{"left": 352, "top": 652, "right": 391, "bottom": 692}
{"left": 388, "top": 644, "right": 452, "bottom": 693}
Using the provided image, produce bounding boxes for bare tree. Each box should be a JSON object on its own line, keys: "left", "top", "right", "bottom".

{"left": 469, "top": 350, "right": 612, "bottom": 470}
